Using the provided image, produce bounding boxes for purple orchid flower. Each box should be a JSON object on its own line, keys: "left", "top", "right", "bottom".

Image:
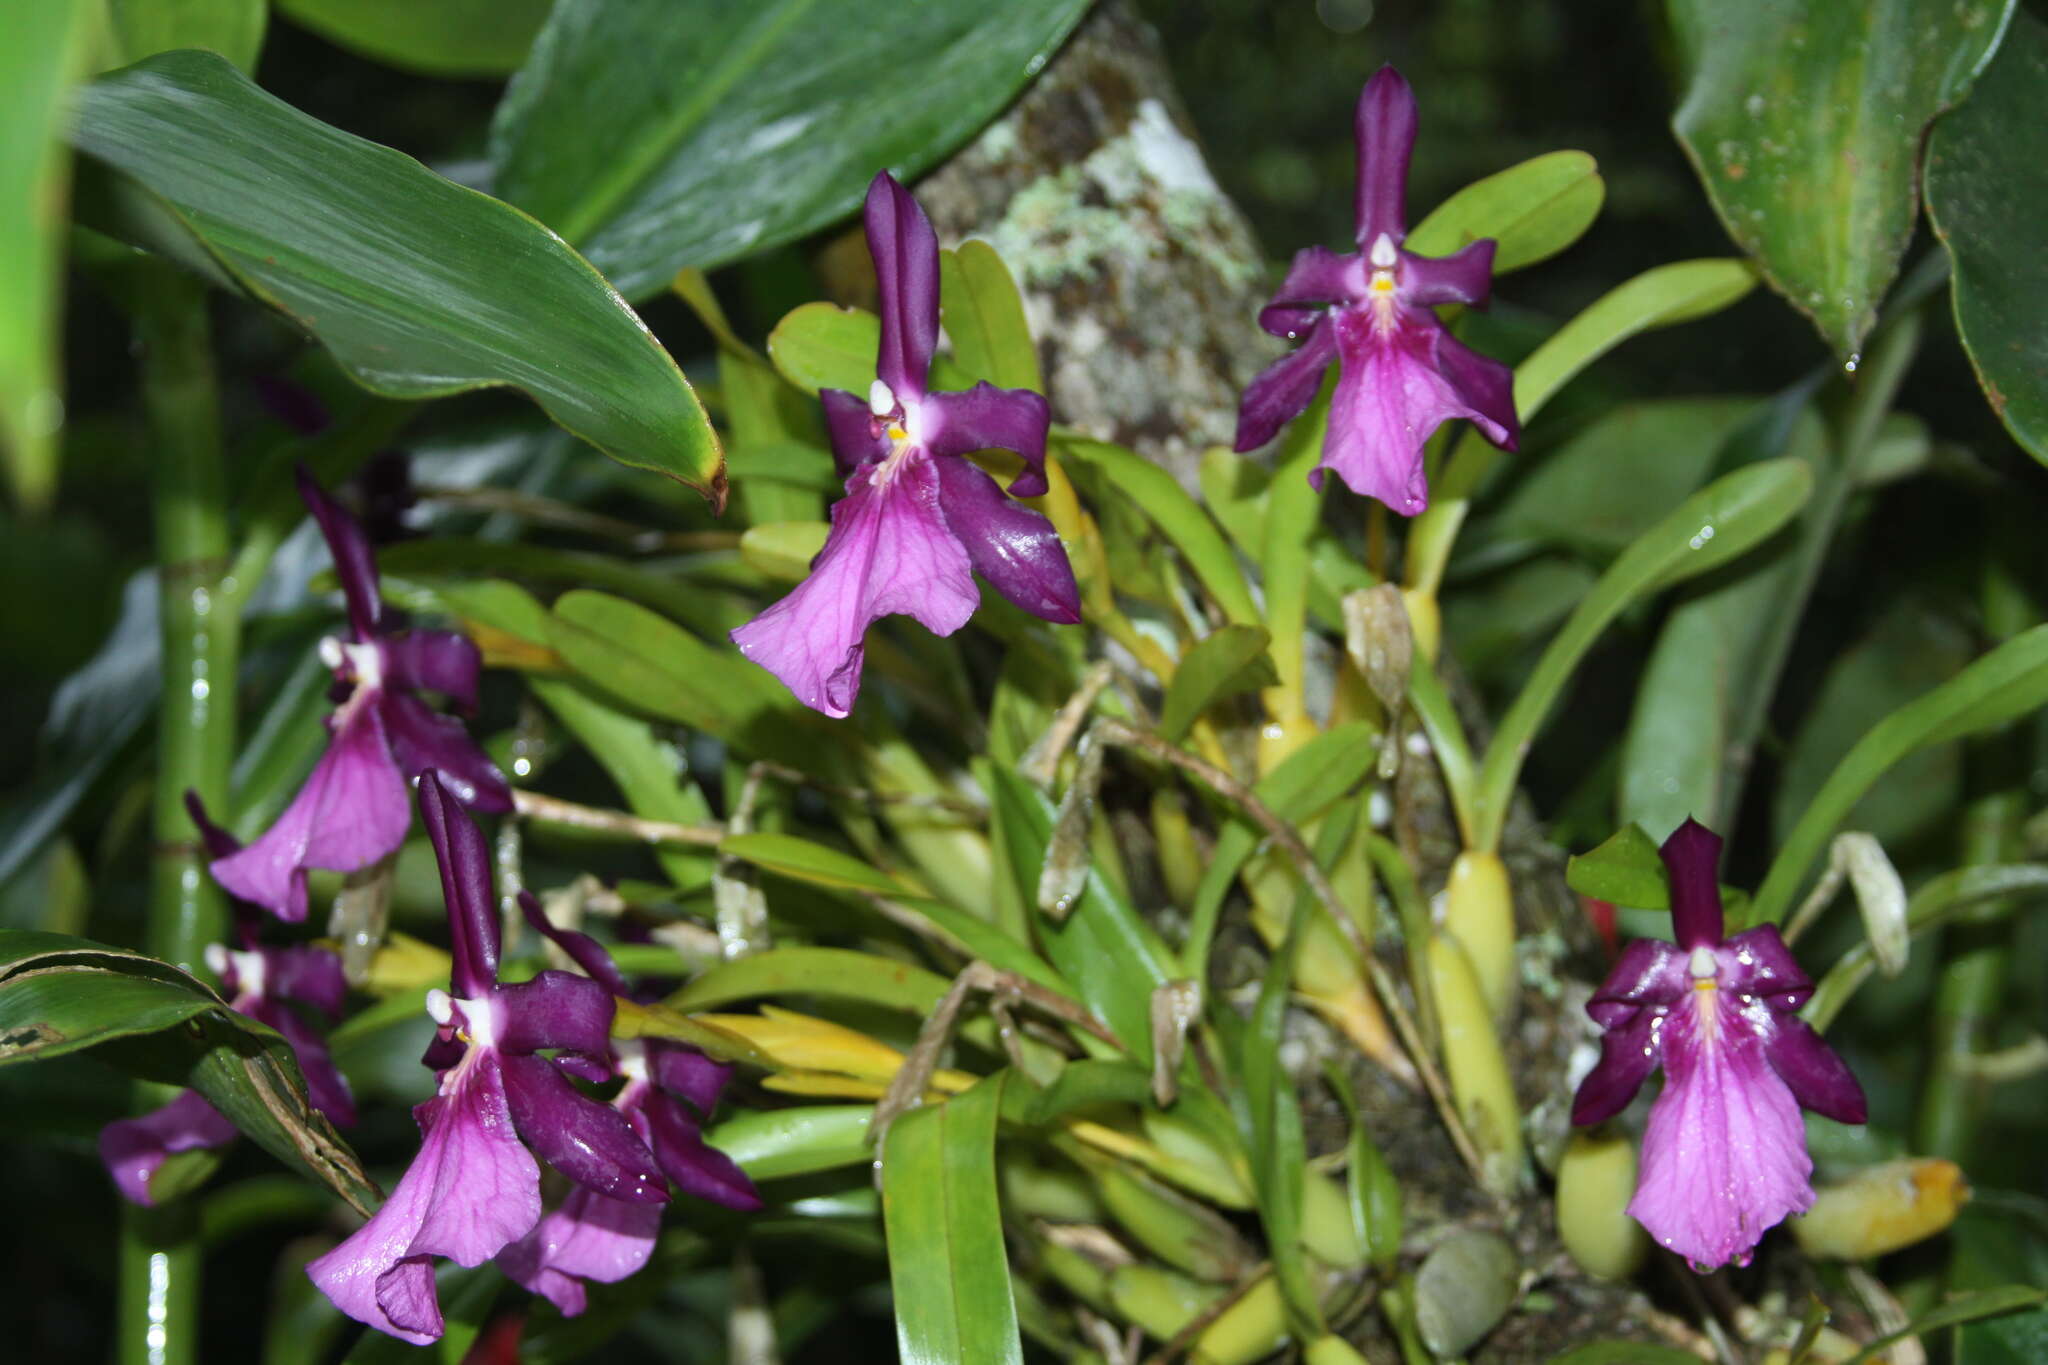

{"left": 99, "top": 794, "right": 356, "bottom": 1207}
{"left": 1572, "top": 819, "right": 1867, "bottom": 1270}
{"left": 1233, "top": 66, "right": 1519, "bottom": 515}
{"left": 497, "top": 894, "right": 758, "bottom": 1315}
{"left": 211, "top": 469, "right": 509, "bottom": 922}
{"left": 731, "top": 171, "right": 1080, "bottom": 717}
{"left": 306, "top": 772, "right": 665, "bottom": 1345}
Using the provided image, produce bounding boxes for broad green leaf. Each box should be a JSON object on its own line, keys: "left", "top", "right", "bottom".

{"left": 489, "top": 0, "right": 1093, "bottom": 298}
{"left": 0, "top": 0, "right": 89, "bottom": 511}
{"left": 882, "top": 1073, "right": 1022, "bottom": 1365}
{"left": 529, "top": 677, "right": 716, "bottom": 888}
{"left": 1406, "top": 150, "right": 1605, "bottom": 274}
{"left": 668, "top": 947, "right": 952, "bottom": 1016}
{"left": 1059, "top": 436, "right": 1261, "bottom": 627}
{"left": 740, "top": 521, "right": 829, "bottom": 583}
{"left": 1753, "top": 625, "right": 2048, "bottom": 924}
{"left": 1565, "top": 825, "right": 1668, "bottom": 910}
{"left": 769, "top": 303, "right": 882, "bottom": 398}
{"left": 71, "top": 52, "right": 724, "bottom": 504}
{"left": 940, "top": 242, "right": 1043, "bottom": 391}
{"left": 1472, "top": 458, "right": 1812, "bottom": 851}
{"left": 0, "top": 929, "right": 377, "bottom": 1214}
{"left": 1158, "top": 625, "right": 1275, "bottom": 743}
{"left": 378, "top": 575, "right": 558, "bottom": 664}
{"left": 274, "top": 0, "right": 553, "bottom": 77}
{"left": 705, "top": 1104, "right": 876, "bottom": 1181}
{"left": 1669, "top": 0, "right": 2014, "bottom": 357}
{"left": 1925, "top": 10, "right": 2048, "bottom": 463}
{"left": 108, "top": 0, "right": 266, "bottom": 70}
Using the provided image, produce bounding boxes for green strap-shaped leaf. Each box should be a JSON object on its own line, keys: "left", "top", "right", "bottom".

{"left": 705, "top": 1104, "right": 876, "bottom": 1181}
{"left": 1669, "top": 0, "right": 2015, "bottom": 358}
{"left": 70, "top": 51, "right": 724, "bottom": 504}
{"left": 1753, "top": 625, "right": 2048, "bottom": 924}
{"left": 668, "top": 947, "right": 952, "bottom": 1016}
{"left": 0, "top": 929, "right": 377, "bottom": 1215}
{"left": 1158, "top": 625, "right": 1276, "bottom": 743}
{"left": 1405, "top": 149, "right": 1605, "bottom": 275}
{"left": 1925, "top": 9, "right": 2048, "bottom": 464}
{"left": 882, "top": 1072, "right": 1022, "bottom": 1365}
{"left": 940, "top": 242, "right": 1045, "bottom": 392}
{"left": 107, "top": 0, "right": 267, "bottom": 71}
{"left": 273, "top": 0, "right": 553, "bottom": 77}
{"left": 489, "top": 0, "right": 1093, "bottom": 299}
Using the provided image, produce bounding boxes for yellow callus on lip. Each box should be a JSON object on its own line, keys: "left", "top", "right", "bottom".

{"left": 1791, "top": 1157, "right": 1970, "bottom": 1260}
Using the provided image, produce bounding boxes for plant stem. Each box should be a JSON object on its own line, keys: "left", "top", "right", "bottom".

{"left": 122, "top": 264, "right": 237, "bottom": 1365}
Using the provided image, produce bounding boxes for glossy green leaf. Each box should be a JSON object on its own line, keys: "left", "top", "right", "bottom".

{"left": 1925, "top": 10, "right": 2048, "bottom": 463}
{"left": 769, "top": 303, "right": 882, "bottom": 398}
{"left": 489, "top": 0, "right": 1093, "bottom": 298}
{"left": 1472, "top": 458, "right": 1813, "bottom": 850}
{"left": 0, "top": 0, "right": 89, "bottom": 511}
{"left": 1669, "top": 0, "right": 2014, "bottom": 357}
{"left": 1159, "top": 625, "right": 1275, "bottom": 743}
{"left": 719, "top": 831, "right": 913, "bottom": 898}
{"left": 274, "top": 0, "right": 553, "bottom": 77}
{"left": 1565, "top": 825, "right": 1668, "bottom": 910}
{"left": 108, "top": 0, "right": 266, "bottom": 70}
{"left": 668, "top": 947, "right": 951, "bottom": 1016}
{"left": 706, "top": 1104, "right": 876, "bottom": 1181}
{"left": 1754, "top": 625, "right": 2048, "bottom": 924}
{"left": 1844, "top": 1286, "right": 2048, "bottom": 1364}
{"left": 940, "top": 242, "right": 1043, "bottom": 392}
{"left": 71, "top": 52, "right": 725, "bottom": 504}
{"left": 1059, "top": 436, "right": 1261, "bottom": 627}
{"left": 1406, "top": 150, "right": 1605, "bottom": 274}
{"left": 882, "top": 1072, "right": 1022, "bottom": 1365}
{"left": 0, "top": 929, "right": 377, "bottom": 1215}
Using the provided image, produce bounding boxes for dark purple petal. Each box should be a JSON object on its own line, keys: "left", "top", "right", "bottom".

{"left": 494, "top": 970, "right": 617, "bottom": 1061}
{"left": 211, "top": 702, "right": 410, "bottom": 922}
{"left": 1354, "top": 66, "right": 1417, "bottom": 246}
{"left": 921, "top": 382, "right": 1053, "bottom": 496}
{"left": 263, "top": 944, "right": 350, "bottom": 1017}
{"left": 932, "top": 457, "right": 1080, "bottom": 623}
{"left": 421, "top": 1032, "right": 466, "bottom": 1072}
{"left": 1263, "top": 246, "right": 1363, "bottom": 320}
{"left": 254, "top": 376, "right": 333, "bottom": 436}
{"left": 821, "top": 387, "right": 890, "bottom": 475}
{"left": 1586, "top": 938, "right": 1687, "bottom": 1026}
{"left": 497, "top": 1186, "right": 660, "bottom": 1318}
{"left": 382, "top": 631, "right": 482, "bottom": 712}
{"left": 379, "top": 692, "right": 511, "bottom": 814}
{"left": 296, "top": 465, "right": 382, "bottom": 641}
{"left": 248, "top": 998, "right": 358, "bottom": 1127}
{"left": 1233, "top": 317, "right": 1339, "bottom": 453}
{"left": 1429, "top": 327, "right": 1519, "bottom": 451}
{"left": 1571, "top": 1006, "right": 1663, "bottom": 1126}
{"left": 499, "top": 1054, "right": 667, "bottom": 1205}
{"left": 1402, "top": 238, "right": 1496, "bottom": 308}
{"left": 416, "top": 770, "right": 500, "bottom": 998}
{"left": 183, "top": 790, "right": 241, "bottom": 861}
{"left": 99, "top": 1090, "right": 239, "bottom": 1206}
{"left": 517, "top": 891, "right": 629, "bottom": 995}
{"left": 1761, "top": 1016, "right": 1866, "bottom": 1125}
{"left": 730, "top": 456, "right": 978, "bottom": 718}
{"left": 1257, "top": 302, "right": 1328, "bottom": 341}
{"left": 865, "top": 172, "right": 940, "bottom": 403}
{"left": 1721, "top": 925, "right": 1814, "bottom": 1010}
{"left": 638, "top": 1090, "right": 761, "bottom": 1210}
{"left": 650, "top": 1042, "right": 733, "bottom": 1117}
{"left": 1660, "top": 818, "right": 1725, "bottom": 949}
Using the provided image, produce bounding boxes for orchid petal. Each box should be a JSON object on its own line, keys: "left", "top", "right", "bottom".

{"left": 821, "top": 387, "right": 890, "bottom": 475}
{"left": 1354, "top": 66, "right": 1417, "bottom": 246}
{"left": 416, "top": 771, "right": 500, "bottom": 999}
{"left": 497, "top": 1186, "right": 660, "bottom": 1317}
{"left": 242, "top": 996, "right": 358, "bottom": 1127}
{"left": 183, "top": 789, "right": 241, "bottom": 862}
{"left": 651, "top": 1043, "right": 733, "bottom": 1117}
{"left": 254, "top": 375, "right": 333, "bottom": 436}
{"left": 1232, "top": 316, "right": 1339, "bottom": 453}
{"left": 261, "top": 943, "right": 349, "bottom": 1017}
{"left": 1571, "top": 1006, "right": 1664, "bottom": 1127}
{"left": 1660, "top": 818, "right": 1725, "bottom": 950}
{"left": 500, "top": 1053, "right": 667, "bottom": 1205}
{"left": 1263, "top": 245, "right": 1361, "bottom": 317}
{"left": 921, "top": 382, "right": 1052, "bottom": 496}
{"left": 1721, "top": 925, "right": 1815, "bottom": 1009}
{"left": 1429, "top": 327, "right": 1520, "bottom": 451}
{"left": 380, "top": 691, "right": 511, "bottom": 814}
{"left": 731, "top": 457, "right": 977, "bottom": 717}
{"left": 211, "top": 703, "right": 409, "bottom": 922}
{"left": 1319, "top": 309, "right": 1475, "bottom": 515}
{"left": 1586, "top": 938, "right": 1687, "bottom": 1026}
{"left": 933, "top": 457, "right": 1080, "bottom": 624}
{"left": 99, "top": 1090, "right": 239, "bottom": 1207}
{"left": 296, "top": 466, "right": 382, "bottom": 641}
{"left": 1402, "top": 238, "right": 1496, "bottom": 308}
{"left": 865, "top": 172, "right": 940, "bottom": 403}
{"left": 495, "top": 970, "right": 617, "bottom": 1062}
{"left": 638, "top": 1089, "right": 761, "bottom": 1210}
{"left": 382, "top": 631, "right": 482, "bottom": 712}
{"left": 1762, "top": 1015, "right": 1867, "bottom": 1125}
{"left": 516, "top": 890, "right": 630, "bottom": 995}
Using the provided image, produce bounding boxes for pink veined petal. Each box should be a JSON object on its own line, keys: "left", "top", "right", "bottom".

{"left": 932, "top": 457, "right": 1081, "bottom": 625}
{"left": 497, "top": 1185, "right": 661, "bottom": 1318}
{"left": 1233, "top": 316, "right": 1339, "bottom": 453}
{"left": 1319, "top": 308, "right": 1485, "bottom": 515}
{"left": 730, "top": 456, "right": 978, "bottom": 718}
{"left": 306, "top": 1049, "right": 541, "bottom": 1343}
{"left": 865, "top": 172, "right": 940, "bottom": 403}
{"left": 920, "top": 383, "right": 1052, "bottom": 496}
{"left": 1628, "top": 989, "right": 1814, "bottom": 1270}
{"left": 99, "top": 1090, "right": 240, "bottom": 1207}
{"left": 1401, "top": 239, "right": 1496, "bottom": 308}
{"left": 821, "top": 387, "right": 891, "bottom": 476}
{"left": 1353, "top": 66, "right": 1418, "bottom": 247}
{"left": 210, "top": 701, "right": 409, "bottom": 922}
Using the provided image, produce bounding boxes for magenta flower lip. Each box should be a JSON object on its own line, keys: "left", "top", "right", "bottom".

{"left": 1233, "top": 66, "right": 1520, "bottom": 516}
{"left": 733, "top": 172, "right": 1080, "bottom": 718}
{"left": 208, "top": 471, "right": 509, "bottom": 922}
{"left": 1572, "top": 818, "right": 1866, "bottom": 1270}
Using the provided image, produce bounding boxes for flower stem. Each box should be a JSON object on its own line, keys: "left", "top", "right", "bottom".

{"left": 122, "top": 264, "right": 237, "bottom": 1365}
